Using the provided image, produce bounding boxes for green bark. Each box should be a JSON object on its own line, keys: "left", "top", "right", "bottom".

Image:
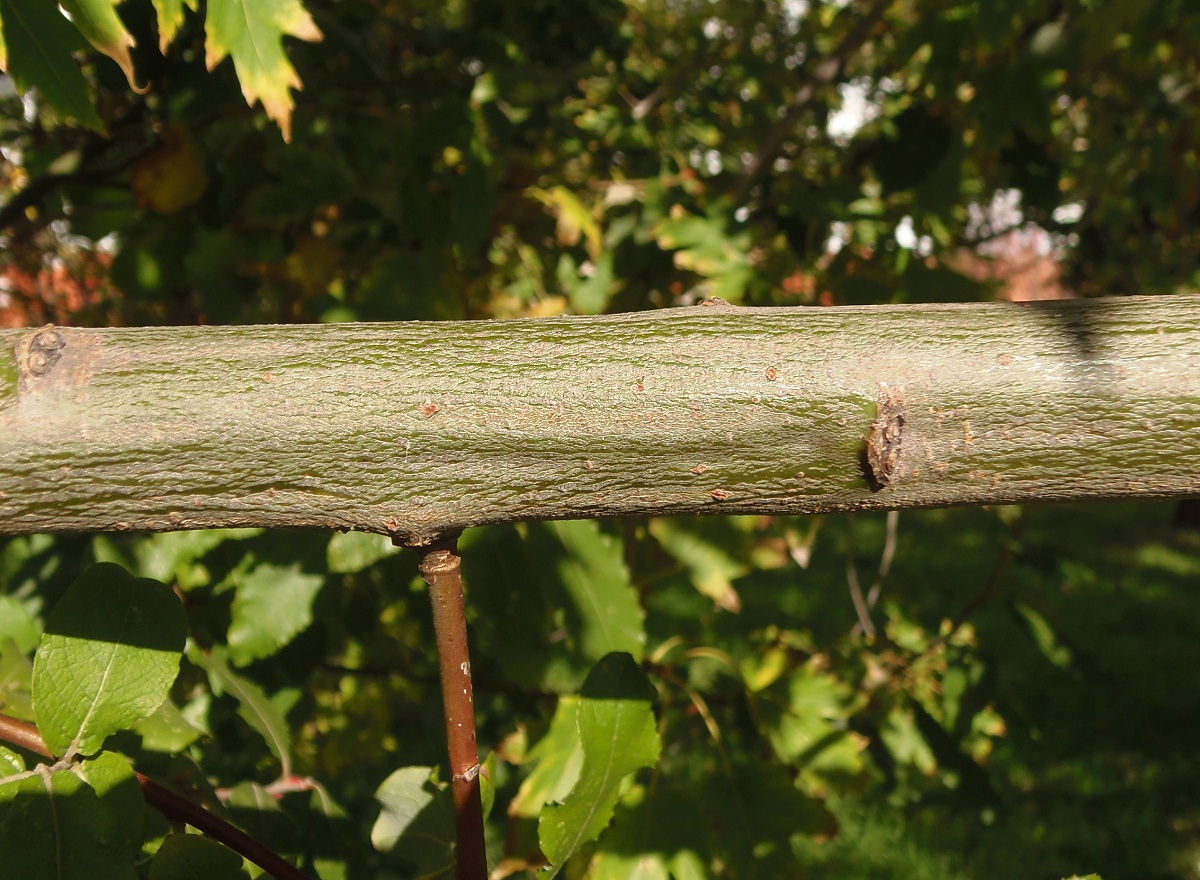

{"left": 2, "top": 296, "right": 1198, "bottom": 545}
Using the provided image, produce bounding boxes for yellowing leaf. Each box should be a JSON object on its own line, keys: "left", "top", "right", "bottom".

{"left": 204, "top": 0, "right": 322, "bottom": 142}
{"left": 60, "top": 0, "right": 144, "bottom": 91}
{"left": 529, "top": 186, "right": 603, "bottom": 261}
{"left": 152, "top": 0, "right": 198, "bottom": 53}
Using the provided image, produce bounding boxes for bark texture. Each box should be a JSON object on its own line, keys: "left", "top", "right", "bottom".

{"left": 2, "top": 295, "right": 1199, "bottom": 544}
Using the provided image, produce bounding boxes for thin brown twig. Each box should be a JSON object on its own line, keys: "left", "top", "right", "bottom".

{"left": 844, "top": 514, "right": 876, "bottom": 639}
{"left": 415, "top": 535, "right": 488, "bottom": 880}
{"left": 0, "top": 712, "right": 313, "bottom": 880}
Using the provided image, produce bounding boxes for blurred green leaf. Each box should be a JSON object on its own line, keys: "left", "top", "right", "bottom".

{"left": 191, "top": 647, "right": 294, "bottom": 775}
{"left": 151, "top": 0, "right": 199, "bottom": 54}
{"left": 0, "top": 595, "right": 39, "bottom": 654}
{"left": 132, "top": 698, "right": 205, "bottom": 754}
{"left": 327, "top": 531, "right": 398, "bottom": 575}
{"left": 149, "top": 832, "right": 248, "bottom": 880}
{"left": 0, "top": 745, "right": 23, "bottom": 775}
{"left": 465, "top": 521, "right": 644, "bottom": 692}
{"left": 0, "top": 768, "right": 137, "bottom": 880}
{"left": 649, "top": 518, "right": 748, "bottom": 612}
{"left": 227, "top": 561, "right": 324, "bottom": 666}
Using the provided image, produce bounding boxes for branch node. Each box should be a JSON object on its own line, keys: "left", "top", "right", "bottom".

{"left": 866, "top": 383, "right": 905, "bottom": 489}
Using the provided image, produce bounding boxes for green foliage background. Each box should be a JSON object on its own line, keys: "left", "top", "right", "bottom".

{"left": 1, "top": 0, "right": 1200, "bottom": 878}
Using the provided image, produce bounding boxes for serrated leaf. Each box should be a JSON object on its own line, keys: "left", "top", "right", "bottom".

{"left": 77, "top": 751, "right": 144, "bottom": 853}
{"left": 59, "top": 0, "right": 141, "bottom": 90}
{"left": 227, "top": 561, "right": 324, "bottom": 666}
{"left": 151, "top": 0, "right": 198, "bottom": 53}
{"left": 150, "top": 832, "right": 248, "bottom": 880}
{"left": 588, "top": 783, "right": 707, "bottom": 880}
{"left": 33, "top": 563, "right": 186, "bottom": 757}
{"left": 371, "top": 766, "right": 456, "bottom": 876}
{"left": 509, "top": 695, "right": 583, "bottom": 818}
{"left": 203, "top": 0, "right": 322, "bottom": 142}
{"left": 327, "top": 531, "right": 398, "bottom": 574}
{"left": 0, "top": 767, "right": 138, "bottom": 880}
{"left": 0, "top": 0, "right": 102, "bottom": 130}
{"left": 535, "top": 522, "right": 644, "bottom": 664}
{"left": 539, "top": 653, "right": 661, "bottom": 874}
{"left": 191, "top": 647, "right": 293, "bottom": 776}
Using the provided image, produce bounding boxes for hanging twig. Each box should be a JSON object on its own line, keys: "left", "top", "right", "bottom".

{"left": 847, "top": 510, "right": 901, "bottom": 640}
{"left": 0, "top": 712, "right": 313, "bottom": 880}
{"left": 415, "top": 534, "right": 489, "bottom": 880}
{"left": 845, "top": 514, "right": 876, "bottom": 639}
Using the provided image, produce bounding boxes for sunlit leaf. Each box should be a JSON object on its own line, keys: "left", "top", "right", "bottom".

{"left": 204, "top": 0, "right": 323, "bottom": 141}
{"left": 0, "top": 746, "right": 23, "bottom": 775}
{"left": 509, "top": 696, "right": 583, "bottom": 818}
{"left": 539, "top": 653, "right": 661, "bottom": 874}
{"left": 33, "top": 564, "right": 186, "bottom": 757}
{"left": 371, "top": 766, "right": 455, "bottom": 876}
{"left": 59, "top": 0, "right": 141, "bottom": 90}
{"left": 151, "top": 0, "right": 199, "bottom": 53}
{"left": 327, "top": 531, "right": 398, "bottom": 574}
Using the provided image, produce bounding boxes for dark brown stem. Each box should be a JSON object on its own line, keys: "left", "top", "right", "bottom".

{"left": 416, "top": 535, "right": 488, "bottom": 880}
{"left": 0, "top": 712, "right": 313, "bottom": 880}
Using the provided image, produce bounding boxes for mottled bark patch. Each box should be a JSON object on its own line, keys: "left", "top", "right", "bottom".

{"left": 866, "top": 383, "right": 905, "bottom": 489}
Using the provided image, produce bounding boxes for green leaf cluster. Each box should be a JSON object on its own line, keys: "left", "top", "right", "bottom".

{"left": 2, "top": 0, "right": 1200, "bottom": 876}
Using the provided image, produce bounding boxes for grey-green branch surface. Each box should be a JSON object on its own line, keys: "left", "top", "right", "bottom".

{"left": 2, "top": 295, "right": 1198, "bottom": 545}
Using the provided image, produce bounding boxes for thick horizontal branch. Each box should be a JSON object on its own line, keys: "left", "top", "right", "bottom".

{"left": 2, "top": 296, "right": 1199, "bottom": 543}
